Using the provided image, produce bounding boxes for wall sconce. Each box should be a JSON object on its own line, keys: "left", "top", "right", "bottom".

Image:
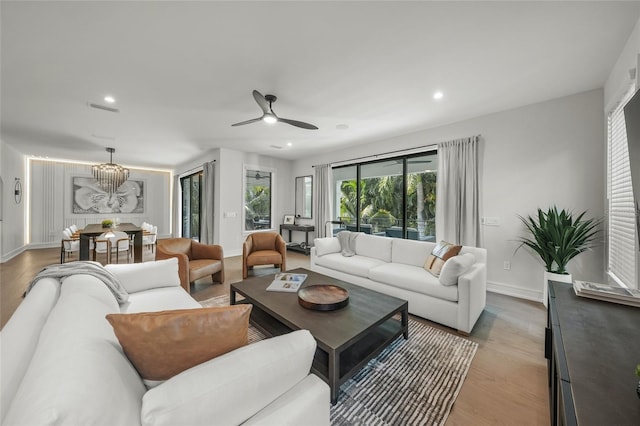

{"left": 14, "top": 178, "right": 22, "bottom": 204}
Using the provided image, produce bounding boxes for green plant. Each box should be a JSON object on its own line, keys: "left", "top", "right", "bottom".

{"left": 635, "top": 364, "right": 640, "bottom": 378}
{"left": 101, "top": 219, "right": 113, "bottom": 227}
{"left": 516, "top": 206, "right": 601, "bottom": 274}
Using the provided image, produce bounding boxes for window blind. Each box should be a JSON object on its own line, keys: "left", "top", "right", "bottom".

{"left": 607, "top": 86, "right": 638, "bottom": 288}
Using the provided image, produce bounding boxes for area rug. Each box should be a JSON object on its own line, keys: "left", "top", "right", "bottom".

{"left": 200, "top": 294, "right": 478, "bottom": 426}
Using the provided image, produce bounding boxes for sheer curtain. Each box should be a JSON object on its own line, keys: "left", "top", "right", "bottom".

{"left": 435, "top": 136, "right": 481, "bottom": 246}
{"left": 200, "top": 160, "right": 215, "bottom": 244}
{"left": 314, "top": 164, "right": 333, "bottom": 238}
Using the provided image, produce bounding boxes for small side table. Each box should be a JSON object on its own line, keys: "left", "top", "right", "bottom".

{"left": 279, "top": 224, "right": 315, "bottom": 255}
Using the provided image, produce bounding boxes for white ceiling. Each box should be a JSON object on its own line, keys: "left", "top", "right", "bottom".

{"left": 2, "top": 1, "right": 640, "bottom": 170}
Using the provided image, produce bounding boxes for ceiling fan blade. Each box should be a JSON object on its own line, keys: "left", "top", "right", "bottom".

{"left": 252, "top": 90, "right": 270, "bottom": 114}
{"left": 278, "top": 117, "right": 319, "bottom": 130}
{"left": 231, "top": 117, "right": 263, "bottom": 127}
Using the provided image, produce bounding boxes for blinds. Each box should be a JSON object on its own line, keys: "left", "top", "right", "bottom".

{"left": 607, "top": 86, "right": 638, "bottom": 288}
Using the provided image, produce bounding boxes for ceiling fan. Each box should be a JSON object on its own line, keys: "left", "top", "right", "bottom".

{"left": 232, "top": 90, "right": 318, "bottom": 130}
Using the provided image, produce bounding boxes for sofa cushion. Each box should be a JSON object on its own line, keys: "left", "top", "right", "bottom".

{"left": 3, "top": 276, "right": 146, "bottom": 426}
{"left": 355, "top": 234, "right": 393, "bottom": 263}
{"left": 141, "top": 330, "right": 317, "bottom": 426}
{"left": 105, "top": 258, "right": 180, "bottom": 293}
{"left": 424, "top": 240, "right": 462, "bottom": 277}
{"left": 368, "top": 263, "right": 458, "bottom": 302}
{"left": 391, "top": 238, "right": 434, "bottom": 267}
{"left": 440, "top": 253, "right": 476, "bottom": 286}
{"left": 314, "top": 252, "right": 386, "bottom": 278}
{"left": 120, "top": 286, "right": 201, "bottom": 313}
{"left": 314, "top": 237, "right": 341, "bottom": 257}
{"left": 106, "top": 305, "right": 252, "bottom": 382}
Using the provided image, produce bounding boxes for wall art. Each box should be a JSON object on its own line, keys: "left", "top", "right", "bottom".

{"left": 72, "top": 176, "right": 144, "bottom": 214}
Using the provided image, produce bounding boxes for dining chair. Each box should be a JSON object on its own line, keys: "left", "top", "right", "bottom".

{"left": 94, "top": 231, "right": 130, "bottom": 264}
{"left": 60, "top": 229, "right": 79, "bottom": 263}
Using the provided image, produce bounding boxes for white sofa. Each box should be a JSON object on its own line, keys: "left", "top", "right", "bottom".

{"left": 0, "top": 258, "right": 329, "bottom": 426}
{"left": 311, "top": 233, "right": 487, "bottom": 334}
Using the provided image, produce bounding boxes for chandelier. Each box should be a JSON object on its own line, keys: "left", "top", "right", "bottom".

{"left": 92, "top": 147, "right": 129, "bottom": 194}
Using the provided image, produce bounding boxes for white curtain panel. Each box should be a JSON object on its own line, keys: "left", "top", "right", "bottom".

{"left": 200, "top": 161, "right": 215, "bottom": 244}
{"left": 435, "top": 136, "right": 481, "bottom": 247}
{"left": 314, "top": 164, "right": 333, "bottom": 238}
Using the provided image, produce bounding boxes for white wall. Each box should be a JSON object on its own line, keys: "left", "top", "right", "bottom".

{"left": 0, "top": 140, "right": 26, "bottom": 261}
{"left": 20, "top": 159, "right": 171, "bottom": 251}
{"left": 293, "top": 89, "right": 606, "bottom": 302}
{"left": 605, "top": 16, "right": 640, "bottom": 108}
{"left": 175, "top": 148, "right": 294, "bottom": 258}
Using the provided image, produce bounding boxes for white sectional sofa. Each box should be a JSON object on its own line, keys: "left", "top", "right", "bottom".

{"left": 0, "top": 258, "right": 329, "bottom": 426}
{"left": 311, "top": 233, "right": 487, "bottom": 334}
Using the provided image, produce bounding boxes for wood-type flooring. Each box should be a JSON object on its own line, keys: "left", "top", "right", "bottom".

{"left": 0, "top": 247, "right": 549, "bottom": 425}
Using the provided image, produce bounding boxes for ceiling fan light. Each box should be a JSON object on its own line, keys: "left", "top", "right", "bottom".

{"left": 263, "top": 114, "right": 277, "bottom": 124}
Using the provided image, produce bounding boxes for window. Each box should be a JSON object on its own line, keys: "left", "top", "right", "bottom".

{"left": 332, "top": 151, "right": 437, "bottom": 240}
{"left": 607, "top": 85, "right": 638, "bottom": 288}
{"left": 244, "top": 167, "right": 273, "bottom": 232}
{"left": 181, "top": 171, "right": 202, "bottom": 240}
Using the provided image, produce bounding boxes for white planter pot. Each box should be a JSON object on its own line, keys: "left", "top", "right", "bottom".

{"left": 543, "top": 271, "right": 572, "bottom": 307}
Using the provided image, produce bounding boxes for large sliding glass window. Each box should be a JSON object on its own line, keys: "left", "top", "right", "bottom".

{"left": 332, "top": 151, "right": 437, "bottom": 241}
{"left": 181, "top": 171, "right": 202, "bottom": 240}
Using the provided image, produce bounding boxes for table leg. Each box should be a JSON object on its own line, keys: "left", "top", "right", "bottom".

{"left": 132, "top": 230, "right": 142, "bottom": 263}
{"left": 79, "top": 234, "right": 91, "bottom": 261}
{"left": 329, "top": 349, "right": 339, "bottom": 404}
{"left": 402, "top": 306, "right": 409, "bottom": 339}
{"left": 230, "top": 289, "right": 237, "bottom": 305}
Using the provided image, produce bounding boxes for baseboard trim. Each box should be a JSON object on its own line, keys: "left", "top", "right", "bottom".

{"left": 487, "top": 280, "right": 543, "bottom": 304}
{"left": 1, "top": 246, "right": 26, "bottom": 263}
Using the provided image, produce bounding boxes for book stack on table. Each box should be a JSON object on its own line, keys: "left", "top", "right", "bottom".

{"left": 573, "top": 280, "right": 640, "bottom": 307}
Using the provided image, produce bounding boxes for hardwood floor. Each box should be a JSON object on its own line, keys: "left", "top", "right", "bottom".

{"left": 0, "top": 247, "right": 549, "bottom": 425}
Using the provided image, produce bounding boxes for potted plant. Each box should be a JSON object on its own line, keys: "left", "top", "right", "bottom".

{"left": 516, "top": 206, "right": 601, "bottom": 304}
{"left": 101, "top": 219, "right": 113, "bottom": 228}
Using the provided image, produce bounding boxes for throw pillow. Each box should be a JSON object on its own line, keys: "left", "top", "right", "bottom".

{"left": 439, "top": 253, "right": 476, "bottom": 286}
{"left": 314, "top": 237, "right": 341, "bottom": 257}
{"left": 424, "top": 240, "right": 462, "bottom": 277}
{"left": 106, "top": 305, "right": 252, "bottom": 383}
{"left": 105, "top": 258, "right": 180, "bottom": 294}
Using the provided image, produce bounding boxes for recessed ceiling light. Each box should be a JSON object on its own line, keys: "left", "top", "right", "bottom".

{"left": 287, "top": 142, "right": 292, "bottom": 147}
{"left": 433, "top": 91, "right": 444, "bottom": 100}
{"left": 104, "top": 95, "right": 115, "bottom": 103}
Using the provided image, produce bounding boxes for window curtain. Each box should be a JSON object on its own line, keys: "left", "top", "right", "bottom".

{"left": 435, "top": 136, "right": 481, "bottom": 246}
{"left": 314, "top": 164, "right": 333, "bottom": 238}
{"left": 173, "top": 174, "right": 180, "bottom": 237}
{"left": 200, "top": 161, "right": 215, "bottom": 244}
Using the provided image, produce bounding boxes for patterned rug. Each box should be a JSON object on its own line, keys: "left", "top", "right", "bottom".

{"left": 200, "top": 294, "right": 478, "bottom": 426}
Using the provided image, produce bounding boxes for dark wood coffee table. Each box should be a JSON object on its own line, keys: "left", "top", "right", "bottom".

{"left": 230, "top": 268, "right": 408, "bottom": 404}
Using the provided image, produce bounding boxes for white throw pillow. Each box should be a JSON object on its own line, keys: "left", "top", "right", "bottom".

{"left": 439, "top": 253, "right": 476, "bottom": 286}
{"left": 105, "top": 258, "right": 180, "bottom": 293}
{"left": 314, "top": 237, "right": 341, "bottom": 257}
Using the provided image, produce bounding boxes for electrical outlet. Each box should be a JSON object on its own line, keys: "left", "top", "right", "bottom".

{"left": 503, "top": 261, "right": 511, "bottom": 270}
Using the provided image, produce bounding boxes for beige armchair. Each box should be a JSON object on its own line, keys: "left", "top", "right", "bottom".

{"left": 242, "top": 232, "right": 287, "bottom": 279}
{"left": 156, "top": 238, "right": 224, "bottom": 293}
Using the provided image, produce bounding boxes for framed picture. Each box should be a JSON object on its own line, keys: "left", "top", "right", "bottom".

{"left": 283, "top": 214, "right": 295, "bottom": 225}
{"left": 72, "top": 176, "right": 145, "bottom": 214}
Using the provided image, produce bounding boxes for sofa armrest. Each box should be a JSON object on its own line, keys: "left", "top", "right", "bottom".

{"left": 191, "top": 241, "right": 223, "bottom": 261}
{"left": 275, "top": 234, "right": 287, "bottom": 272}
{"left": 155, "top": 247, "right": 190, "bottom": 293}
{"left": 141, "top": 330, "right": 321, "bottom": 426}
{"left": 456, "top": 262, "right": 487, "bottom": 334}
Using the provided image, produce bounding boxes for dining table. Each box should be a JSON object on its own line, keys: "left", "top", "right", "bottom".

{"left": 79, "top": 223, "right": 143, "bottom": 263}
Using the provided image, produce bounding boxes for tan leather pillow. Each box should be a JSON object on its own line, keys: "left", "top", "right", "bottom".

{"left": 106, "top": 305, "right": 252, "bottom": 381}
{"left": 424, "top": 241, "right": 462, "bottom": 277}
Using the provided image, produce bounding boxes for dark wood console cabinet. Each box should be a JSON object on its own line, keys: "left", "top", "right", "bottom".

{"left": 546, "top": 281, "right": 640, "bottom": 426}
{"left": 279, "top": 224, "right": 314, "bottom": 255}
